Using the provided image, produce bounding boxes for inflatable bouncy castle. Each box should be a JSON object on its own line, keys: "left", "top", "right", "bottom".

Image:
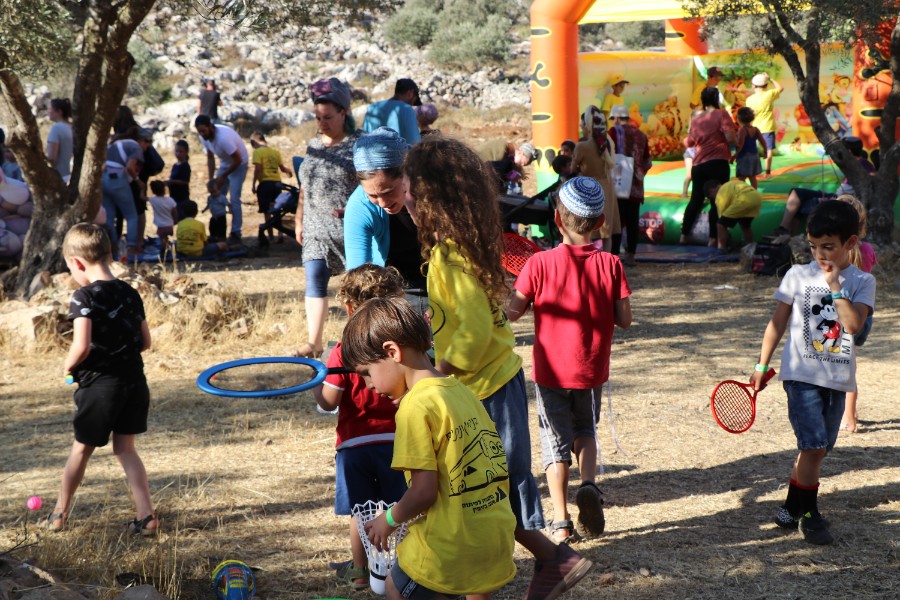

{"left": 529, "top": 1, "right": 897, "bottom": 243}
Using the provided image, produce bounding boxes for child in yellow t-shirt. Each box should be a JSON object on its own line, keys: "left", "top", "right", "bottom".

{"left": 250, "top": 131, "right": 292, "bottom": 242}
{"left": 344, "top": 297, "right": 516, "bottom": 599}
{"left": 175, "top": 200, "right": 226, "bottom": 258}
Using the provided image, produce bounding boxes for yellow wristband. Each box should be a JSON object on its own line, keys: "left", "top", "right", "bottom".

{"left": 385, "top": 506, "right": 398, "bottom": 528}
{"left": 754, "top": 364, "right": 769, "bottom": 372}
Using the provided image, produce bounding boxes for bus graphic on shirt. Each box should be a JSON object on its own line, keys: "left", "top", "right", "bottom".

{"left": 448, "top": 430, "right": 509, "bottom": 497}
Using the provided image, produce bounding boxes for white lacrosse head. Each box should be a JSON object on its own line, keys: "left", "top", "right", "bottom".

{"left": 351, "top": 500, "right": 410, "bottom": 596}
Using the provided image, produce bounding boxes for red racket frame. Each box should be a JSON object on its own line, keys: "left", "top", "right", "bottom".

{"left": 501, "top": 232, "right": 542, "bottom": 276}
{"left": 710, "top": 368, "right": 777, "bottom": 434}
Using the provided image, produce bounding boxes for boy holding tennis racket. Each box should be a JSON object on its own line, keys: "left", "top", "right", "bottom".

{"left": 314, "top": 264, "right": 409, "bottom": 590}
{"left": 751, "top": 200, "right": 875, "bottom": 545}
{"left": 344, "top": 297, "right": 517, "bottom": 600}
{"left": 44, "top": 224, "right": 156, "bottom": 535}
{"left": 507, "top": 176, "right": 632, "bottom": 542}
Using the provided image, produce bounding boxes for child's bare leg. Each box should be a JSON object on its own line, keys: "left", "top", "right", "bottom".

{"left": 765, "top": 149, "right": 773, "bottom": 174}
{"left": 790, "top": 448, "right": 826, "bottom": 487}
{"left": 749, "top": 174, "right": 758, "bottom": 189}
{"left": 780, "top": 191, "right": 802, "bottom": 232}
{"left": 740, "top": 223, "right": 754, "bottom": 245}
{"left": 112, "top": 434, "right": 155, "bottom": 526}
{"left": 52, "top": 441, "right": 95, "bottom": 520}
{"left": 573, "top": 436, "right": 597, "bottom": 483}
{"left": 349, "top": 516, "right": 367, "bottom": 585}
{"left": 682, "top": 159, "right": 693, "bottom": 197}
{"left": 515, "top": 528, "right": 558, "bottom": 561}
{"left": 841, "top": 391, "right": 859, "bottom": 432}
{"left": 544, "top": 461, "right": 571, "bottom": 539}
{"left": 716, "top": 224, "right": 729, "bottom": 249}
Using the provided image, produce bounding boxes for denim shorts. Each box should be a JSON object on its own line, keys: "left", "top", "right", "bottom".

{"left": 334, "top": 443, "right": 407, "bottom": 515}
{"left": 761, "top": 132, "right": 776, "bottom": 152}
{"left": 784, "top": 380, "right": 845, "bottom": 452}
{"left": 391, "top": 562, "right": 462, "bottom": 599}
{"left": 535, "top": 384, "right": 602, "bottom": 469}
{"left": 482, "top": 369, "right": 545, "bottom": 530}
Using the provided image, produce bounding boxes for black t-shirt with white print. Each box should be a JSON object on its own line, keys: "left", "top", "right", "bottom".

{"left": 67, "top": 279, "right": 146, "bottom": 380}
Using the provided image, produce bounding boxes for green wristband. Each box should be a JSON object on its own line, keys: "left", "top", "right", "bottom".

{"left": 754, "top": 364, "right": 769, "bottom": 372}
{"left": 385, "top": 506, "right": 398, "bottom": 528}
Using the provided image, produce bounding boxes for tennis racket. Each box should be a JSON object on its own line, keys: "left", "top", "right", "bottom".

{"left": 502, "top": 232, "right": 541, "bottom": 276}
{"left": 710, "top": 368, "right": 777, "bottom": 433}
{"left": 196, "top": 356, "right": 351, "bottom": 398}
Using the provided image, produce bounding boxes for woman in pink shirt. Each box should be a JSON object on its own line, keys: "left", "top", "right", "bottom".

{"left": 680, "top": 87, "right": 737, "bottom": 246}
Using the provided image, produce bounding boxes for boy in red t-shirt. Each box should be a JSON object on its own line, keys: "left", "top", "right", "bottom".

{"left": 314, "top": 264, "right": 408, "bottom": 590}
{"left": 507, "top": 176, "right": 633, "bottom": 543}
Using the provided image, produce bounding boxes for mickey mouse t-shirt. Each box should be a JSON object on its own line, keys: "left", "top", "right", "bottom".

{"left": 774, "top": 261, "right": 875, "bottom": 392}
{"left": 67, "top": 279, "right": 146, "bottom": 380}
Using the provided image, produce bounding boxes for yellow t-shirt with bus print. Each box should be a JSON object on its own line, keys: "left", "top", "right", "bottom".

{"left": 392, "top": 377, "right": 516, "bottom": 596}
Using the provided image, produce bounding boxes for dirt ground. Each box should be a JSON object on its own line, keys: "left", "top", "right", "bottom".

{"left": 2, "top": 109, "right": 899, "bottom": 598}
{"left": 1, "top": 232, "right": 898, "bottom": 599}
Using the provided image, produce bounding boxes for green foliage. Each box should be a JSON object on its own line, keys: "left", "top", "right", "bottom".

{"left": 188, "top": 0, "right": 403, "bottom": 30}
{"left": 682, "top": 0, "right": 898, "bottom": 50}
{"left": 127, "top": 39, "right": 171, "bottom": 108}
{"left": 602, "top": 21, "right": 665, "bottom": 51}
{"left": 384, "top": 1, "right": 440, "bottom": 49}
{"left": 383, "top": 0, "right": 516, "bottom": 67}
{"left": 428, "top": 14, "right": 512, "bottom": 66}
{"left": 0, "top": 0, "right": 74, "bottom": 77}
{"left": 579, "top": 23, "right": 606, "bottom": 52}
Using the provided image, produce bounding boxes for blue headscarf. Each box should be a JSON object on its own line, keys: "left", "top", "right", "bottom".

{"left": 353, "top": 127, "right": 409, "bottom": 172}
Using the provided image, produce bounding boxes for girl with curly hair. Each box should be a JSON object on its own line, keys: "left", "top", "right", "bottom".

{"left": 403, "top": 137, "right": 592, "bottom": 598}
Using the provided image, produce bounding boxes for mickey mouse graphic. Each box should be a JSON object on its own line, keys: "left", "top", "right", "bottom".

{"left": 811, "top": 295, "right": 843, "bottom": 353}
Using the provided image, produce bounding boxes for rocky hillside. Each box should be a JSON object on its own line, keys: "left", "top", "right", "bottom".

{"left": 114, "top": 6, "right": 530, "bottom": 143}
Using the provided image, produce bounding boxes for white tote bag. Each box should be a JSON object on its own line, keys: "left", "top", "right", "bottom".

{"left": 613, "top": 154, "right": 634, "bottom": 199}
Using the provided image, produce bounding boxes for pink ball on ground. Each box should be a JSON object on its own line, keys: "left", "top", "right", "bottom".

{"left": 26, "top": 495, "right": 42, "bottom": 511}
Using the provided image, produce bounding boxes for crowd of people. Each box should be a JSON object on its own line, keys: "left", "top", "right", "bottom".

{"left": 5, "top": 70, "right": 881, "bottom": 599}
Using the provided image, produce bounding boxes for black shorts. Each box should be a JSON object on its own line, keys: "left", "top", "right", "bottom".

{"left": 73, "top": 373, "right": 150, "bottom": 447}
{"left": 791, "top": 188, "right": 833, "bottom": 216}
{"left": 718, "top": 215, "right": 754, "bottom": 229}
{"left": 256, "top": 180, "right": 281, "bottom": 213}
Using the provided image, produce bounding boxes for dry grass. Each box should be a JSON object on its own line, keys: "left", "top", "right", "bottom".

{"left": 2, "top": 108, "right": 899, "bottom": 598}
{"left": 1, "top": 257, "right": 898, "bottom": 599}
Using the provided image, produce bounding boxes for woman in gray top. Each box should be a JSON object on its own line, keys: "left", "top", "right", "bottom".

{"left": 46, "top": 98, "right": 74, "bottom": 179}
{"left": 294, "top": 78, "right": 361, "bottom": 357}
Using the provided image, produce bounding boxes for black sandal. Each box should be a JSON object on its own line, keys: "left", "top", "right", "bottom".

{"left": 43, "top": 511, "right": 66, "bottom": 532}
{"left": 125, "top": 514, "right": 158, "bottom": 536}
{"left": 549, "top": 519, "right": 580, "bottom": 544}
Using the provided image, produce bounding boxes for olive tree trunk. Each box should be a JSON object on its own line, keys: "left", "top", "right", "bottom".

{"left": 0, "top": 0, "right": 157, "bottom": 298}
{"left": 764, "top": 8, "right": 899, "bottom": 244}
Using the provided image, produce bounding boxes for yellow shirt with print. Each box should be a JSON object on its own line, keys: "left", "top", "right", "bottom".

{"left": 716, "top": 180, "right": 763, "bottom": 219}
{"left": 175, "top": 218, "right": 207, "bottom": 257}
{"left": 393, "top": 377, "right": 516, "bottom": 596}
{"left": 252, "top": 146, "right": 284, "bottom": 182}
{"left": 427, "top": 240, "right": 522, "bottom": 399}
{"left": 746, "top": 88, "right": 782, "bottom": 134}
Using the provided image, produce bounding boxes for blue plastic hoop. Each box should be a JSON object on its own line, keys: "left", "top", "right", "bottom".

{"left": 196, "top": 356, "right": 330, "bottom": 398}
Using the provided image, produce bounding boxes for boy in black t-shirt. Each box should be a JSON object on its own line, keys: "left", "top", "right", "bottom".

{"left": 166, "top": 139, "right": 192, "bottom": 220}
{"left": 44, "top": 224, "right": 157, "bottom": 535}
